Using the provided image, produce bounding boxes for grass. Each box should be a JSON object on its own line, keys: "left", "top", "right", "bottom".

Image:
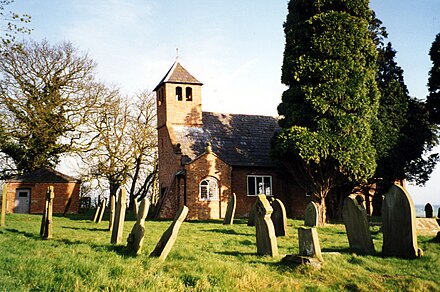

{"left": 0, "top": 212, "right": 439, "bottom": 291}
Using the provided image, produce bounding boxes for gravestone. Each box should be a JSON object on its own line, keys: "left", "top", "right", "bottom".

{"left": 96, "top": 198, "right": 107, "bottom": 223}
{"left": 1, "top": 184, "right": 6, "bottom": 227}
{"left": 92, "top": 198, "right": 101, "bottom": 222}
{"left": 40, "top": 186, "right": 55, "bottom": 239}
{"left": 298, "top": 227, "right": 324, "bottom": 262}
{"left": 271, "top": 198, "right": 288, "bottom": 237}
{"left": 247, "top": 201, "right": 256, "bottom": 226}
{"left": 382, "top": 184, "right": 421, "bottom": 258}
{"left": 342, "top": 195, "right": 375, "bottom": 254}
{"left": 127, "top": 197, "right": 150, "bottom": 255}
{"left": 150, "top": 205, "right": 189, "bottom": 261}
{"left": 425, "top": 203, "right": 433, "bottom": 218}
{"left": 223, "top": 193, "right": 236, "bottom": 225}
{"left": 438, "top": 207, "right": 440, "bottom": 218}
{"left": 110, "top": 189, "right": 127, "bottom": 244}
{"left": 108, "top": 194, "right": 116, "bottom": 231}
{"left": 304, "top": 201, "right": 319, "bottom": 227}
{"left": 254, "top": 194, "right": 278, "bottom": 257}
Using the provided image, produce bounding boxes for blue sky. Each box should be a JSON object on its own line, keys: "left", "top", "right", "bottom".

{"left": 9, "top": 1, "right": 440, "bottom": 204}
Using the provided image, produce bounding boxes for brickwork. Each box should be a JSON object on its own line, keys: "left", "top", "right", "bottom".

{"left": 4, "top": 181, "right": 80, "bottom": 214}
{"left": 185, "top": 152, "right": 232, "bottom": 220}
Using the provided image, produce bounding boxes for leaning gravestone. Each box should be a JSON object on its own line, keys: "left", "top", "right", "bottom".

{"left": 254, "top": 194, "right": 278, "bottom": 257}
{"left": 304, "top": 201, "right": 319, "bottom": 227}
{"left": 150, "top": 205, "right": 189, "bottom": 261}
{"left": 298, "top": 226, "right": 324, "bottom": 262}
{"left": 342, "top": 195, "right": 375, "bottom": 254}
{"left": 40, "top": 186, "right": 55, "bottom": 239}
{"left": 382, "top": 184, "right": 421, "bottom": 258}
{"left": 96, "top": 198, "right": 107, "bottom": 224}
{"left": 223, "top": 193, "right": 236, "bottom": 225}
{"left": 92, "top": 198, "right": 101, "bottom": 222}
{"left": 110, "top": 189, "right": 127, "bottom": 244}
{"left": 271, "top": 198, "right": 288, "bottom": 237}
{"left": 127, "top": 197, "right": 150, "bottom": 255}
{"left": 425, "top": 203, "right": 433, "bottom": 218}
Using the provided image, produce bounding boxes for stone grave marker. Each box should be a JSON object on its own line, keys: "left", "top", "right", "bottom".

{"left": 342, "top": 195, "right": 375, "bottom": 254}
{"left": 1, "top": 184, "right": 6, "bottom": 227}
{"left": 304, "top": 201, "right": 319, "bottom": 227}
{"left": 254, "top": 194, "right": 278, "bottom": 257}
{"left": 438, "top": 207, "right": 440, "bottom": 218}
{"left": 110, "top": 188, "right": 127, "bottom": 244}
{"left": 382, "top": 184, "right": 421, "bottom": 258}
{"left": 108, "top": 194, "right": 116, "bottom": 231}
{"left": 298, "top": 226, "right": 324, "bottom": 262}
{"left": 247, "top": 201, "right": 256, "bottom": 226}
{"left": 223, "top": 193, "right": 236, "bottom": 225}
{"left": 425, "top": 203, "right": 433, "bottom": 218}
{"left": 92, "top": 198, "right": 101, "bottom": 222}
{"left": 150, "top": 205, "right": 189, "bottom": 261}
{"left": 96, "top": 198, "right": 107, "bottom": 224}
{"left": 271, "top": 198, "right": 288, "bottom": 237}
{"left": 40, "top": 186, "right": 55, "bottom": 239}
{"left": 127, "top": 197, "right": 150, "bottom": 255}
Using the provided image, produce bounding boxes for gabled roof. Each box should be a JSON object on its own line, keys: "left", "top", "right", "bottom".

{"left": 154, "top": 61, "right": 203, "bottom": 91}
{"left": 173, "top": 112, "right": 280, "bottom": 167}
{"left": 7, "top": 167, "right": 80, "bottom": 183}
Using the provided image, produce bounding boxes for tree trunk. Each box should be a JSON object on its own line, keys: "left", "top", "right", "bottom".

{"left": 108, "top": 183, "right": 119, "bottom": 231}
{"left": 314, "top": 191, "right": 328, "bottom": 226}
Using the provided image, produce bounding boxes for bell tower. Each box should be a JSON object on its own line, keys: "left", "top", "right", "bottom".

{"left": 154, "top": 62, "right": 203, "bottom": 129}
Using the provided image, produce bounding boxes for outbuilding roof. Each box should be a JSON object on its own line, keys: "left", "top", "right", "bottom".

{"left": 174, "top": 112, "right": 280, "bottom": 167}
{"left": 7, "top": 167, "right": 80, "bottom": 183}
{"left": 154, "top": 61, "right": 203, "bottom": 91}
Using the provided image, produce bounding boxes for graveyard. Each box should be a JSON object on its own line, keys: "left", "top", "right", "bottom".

{"left": 0, "top": 211, "right": 439, "bottom": 291}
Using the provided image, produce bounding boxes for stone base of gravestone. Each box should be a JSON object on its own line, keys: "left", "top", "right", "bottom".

{"left": 281, "top": 254, "right": 322, "bottom": 269}
{"left": 298, "top": 227, "right": 323, "bottom": 262}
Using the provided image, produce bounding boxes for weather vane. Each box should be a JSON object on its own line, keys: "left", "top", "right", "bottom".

{"left": 176, "top": 48, "right": 179, "bottom": 61}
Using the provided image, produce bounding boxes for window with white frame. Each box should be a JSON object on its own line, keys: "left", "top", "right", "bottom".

{"left": 247, "top": 175, "right": 272, "bottom": 196}
{"left": 199, "top": 178, "right": 218, "bottom": 201}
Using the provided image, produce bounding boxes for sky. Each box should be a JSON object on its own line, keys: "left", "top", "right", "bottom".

{"left": 8, "top": 0, "right": 440, "bottom": 204}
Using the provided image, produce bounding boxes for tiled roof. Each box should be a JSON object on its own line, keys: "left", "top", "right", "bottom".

{"left": 174, "top": 112, "right": 280, "bottom": 167}
{"left": 7, "top": 167, "right": 80, "bottom": 183}
{"left": 154, "top": 61, "right": 203, "bottom": 91}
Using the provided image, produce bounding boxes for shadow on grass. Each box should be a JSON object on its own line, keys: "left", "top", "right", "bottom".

{"left": 202, "top": 228, "right": 252, "bottom": 236}
{"left": 5, "top": 228, "right": 37, "bottom": 239}
{"left": 214, "top": 250, "right": 256, "bottom": 257}
{"left": 61, "top": 226, "right": 108, "bottom": 232}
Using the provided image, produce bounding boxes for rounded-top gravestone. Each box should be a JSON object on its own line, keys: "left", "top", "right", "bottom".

{"left": 424, "top": 203, "right": 433, "bottom": 218}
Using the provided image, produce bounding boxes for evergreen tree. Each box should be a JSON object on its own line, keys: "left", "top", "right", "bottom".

{"left": 427, "top": 33, "right": 440, "bottom": 123}
{"left": 273, "top": 0, "right": 379, "bottom": 224}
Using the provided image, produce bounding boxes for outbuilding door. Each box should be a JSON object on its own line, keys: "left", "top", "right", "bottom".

{"left": 14, "top": 189, "right": 30, "bottom": 213}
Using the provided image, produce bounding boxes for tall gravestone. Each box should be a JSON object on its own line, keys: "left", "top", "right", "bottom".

{"left": 254, "top": 194, "right": 278, "bottom": 257}
{"left": 271, "top": 198, "right": 288, "bottom": 237}
{"left": 382, "top": 184, "right": 421, "bottom": 258}
{"left": 127, "top": 197, "right": 150, "bottom": 255}
{"left": 96, "top": 198, "right": 107, "bottom": 223}
{"left": 247, "top": 201, "right": 256, "bottom": 226}
{"left": 304, "top": 201, "right": 319, "bottom": 227}
{"left": 424, "top": 203, "right": 433, "bottom": 218}
{"left": 108, "top": 194, "right": 116, "bottom": 231}
{"left": 92, "top": 199, "right": 101, "bottom": 222}
{"left": 110, "top": 189, "right": 127, "bottom": 244}
{"left": 1, "top": 184, "right": 6, "bottom": 227}
{"left": 298, "top": 227, "right": 324, "bottom": 262}
{"left": 40, "top": 186, "right": 55, "bottom": 239}
{"left": 342, "top": 195, "right": 375, "bottom": 254}
{"left": 150, "top": 205, "right": 189, "bottom": 261}
{"left": 223, "top": 193, "right": 236, "bottom": 225}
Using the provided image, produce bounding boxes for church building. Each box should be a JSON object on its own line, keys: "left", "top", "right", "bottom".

{"left": 154, "top": 61, "right": 307, "bottom": 220}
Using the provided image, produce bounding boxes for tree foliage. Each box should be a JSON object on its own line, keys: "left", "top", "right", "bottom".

{"left": 273, "top": 0, "right": 379, "bottom": 224}
{"left": 427, "top": 33, "right": 440, "bottom": 124}
{"left": 0, "top": 0, "right": 31, "bottom": 49}
{"left": 0, "top": 40, "right": 99, "bottom": 175}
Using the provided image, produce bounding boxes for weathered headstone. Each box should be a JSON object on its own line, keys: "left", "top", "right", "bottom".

{"left": 110, "top": 189, "right": 127, "bottom": 244}
{"left": 40, "top": 186, "right": 55, "bottom": 239}
{"left": 425, "top": 203, "right": 433, "bottom": 218}
{"left": 92, "top": 197, "right": 102, "bottom": 222}
{"left": 254, "top": 194, "right": 278, "bottom": 257}
{"left": 304, "top": 201, "right": 319, "bottom": 227}
{"left": 96, "top": 198, "right": 107, "bottom": 223}
{"left": 150, "top": 205, "right": 189, "bottom": 261}
{"left": 108, "top": 194, "right": 116, "bottom": 231}
{"left": 127, "top": 197, "right": 150, "bottom": 255}
{"left": 438, "top": 207, "right": 440, "bottom": 219}
{"left": 298, "top": 226, "right": 324, "bottom": 262}
{"left": 223, "top": 193, "right": 236, "bottom": 225}
{"left": 271, "top": 198, "right": 288, "bottom": 237}
{"left": 382, "top": 184, "right": 421, "bottom": 258}
{"left": 1, "top": 184, "right": 6, "bottom": 227}
{"left": 247, "top": 201, "right": 256, "bottom": 226}
{"left": 342, "top": 195, "right": 375, "bottom": 254}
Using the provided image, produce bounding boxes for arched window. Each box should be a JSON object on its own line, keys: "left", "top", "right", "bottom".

{"left": 186, "top": 87, "right": 193, "bottom": 101}
{"left": 176, "top": 86, "right": 183, "bottom": 101}
{"left": 199, "top": 178, "right": 218, "bottom": 201}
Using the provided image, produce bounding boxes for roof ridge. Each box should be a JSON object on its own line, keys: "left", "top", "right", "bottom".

{"left": 154, "top": 61, "right": 203, "bottom": 91}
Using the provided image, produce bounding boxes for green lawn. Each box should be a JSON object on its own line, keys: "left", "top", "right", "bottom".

{"left": 0, "top": 212, "right": 439, "bottom": 291}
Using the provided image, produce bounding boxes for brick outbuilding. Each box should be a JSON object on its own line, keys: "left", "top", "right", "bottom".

{"left": 154, "top": 61, "right": 307, "bottom": 220}
{"left": 3, "top": 167, "right": 80, "bottom": 214}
